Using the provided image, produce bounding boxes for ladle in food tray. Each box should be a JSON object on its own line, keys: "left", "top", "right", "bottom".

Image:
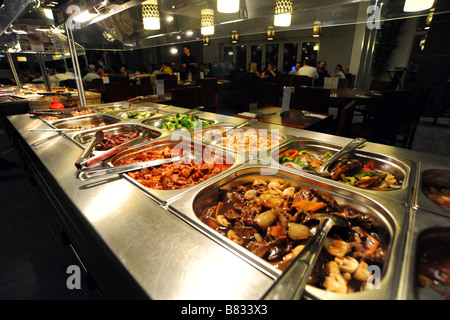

{"left": 301, "top": 137, "right": 366, "bottom": 177}
{"left": 77, "top": 153, "right": 188, "bottom": 181}
{"left": 262, "top": 213, "right": 347, "bottom": 300}
{"left": 75, "top": 130, "right": 104, "bottom": 169}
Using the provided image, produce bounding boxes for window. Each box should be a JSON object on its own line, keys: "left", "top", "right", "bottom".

{"left": 283, "top": 42, "right": 298, "bottom": 73}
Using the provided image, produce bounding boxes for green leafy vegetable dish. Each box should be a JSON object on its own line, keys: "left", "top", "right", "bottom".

{"left": 160, "top": 113, "right": 214, "bottom": 131}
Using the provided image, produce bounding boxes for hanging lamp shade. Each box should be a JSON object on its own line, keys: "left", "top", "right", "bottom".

{"left": 403, "top": 0, "right": 434, "bottom": 12}
{"left": 274, "top": 0, "right": 293, "bottom": 27}
{"left": 267, "top": 26, "right": 275, "bottom": 40}
{"left": 203, "top": 36, "right": 210, "bottom": 46}
{"left": 142, "top": 0, "right": 160, "bottom": 30}
{"left": 231, "top": 30, "right": 239, "bottom": 43}
{"left": 201, "top": 8, "right": 215, "bottom": 35}
{"left": 218, "top": 0, "right": 239, "bottom": 13}
{"left": 312, "top": 21, "right": 322, "bottom": 38}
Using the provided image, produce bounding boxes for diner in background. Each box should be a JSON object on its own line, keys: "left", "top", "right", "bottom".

{"left": 331, "top": 64, "right": 347, "bottom": 79}
{"left": 83, "top": 64, "right": 101, "bottom": 84}
{"left": 316, "top": 60, "right": 330, "bottom": 87}
{"left": 181, "top": 44, "right": 197, "bottom": 79}
{"left": 160, "top": 62, "right": 173, "bottom": 76}
{"left": 297, "top": 59, "right": 319, "bottom": 83}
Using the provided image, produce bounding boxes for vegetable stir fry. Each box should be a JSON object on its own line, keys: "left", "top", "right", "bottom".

{"left": 160, "top": 113, "right": 214, "bottom": 131}
{"left": 280, "top": 149, "right": 401, "bottom": 191}
{"left": 122, "top": 111, "right": 159, "bottom": 119}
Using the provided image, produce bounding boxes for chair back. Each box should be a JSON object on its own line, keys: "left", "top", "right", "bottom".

{"left": 336, "top": 100, "right": 356, "bottom": 136}
{"left": 215, "top": 90, "right": 248, "bottom": 116}
{"left": 370, "top": 80, "right": 392, "bottom": 92}
{"left": 163, "top": 78, "right": 178, "bottom": 94}
{"left": 372, "top": 90, "right": 411, "bottom": 144}
{"left": 197, "top": 78, "right": 218, "bottom": 111}
{"left": 59, "top": 79, "right": 77, "bottom": 89}
{"left": 103, "top": 82, "right": 130, "bottom": 102}
{"left": 171, "top": 86, "right": 201, "bottom": 109}
{"left": 87, "top": 78, "right": 104, "bottom": 90}
{"left": 291, "top": 75, "right": 313, "bottom": 87}
{"left": 293, "top": 87, "right": 331, "bottom": 114}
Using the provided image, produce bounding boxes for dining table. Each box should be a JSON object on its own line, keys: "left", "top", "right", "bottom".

{"left": 328, "top": 87, "right": 382, "bottom": 120}
{"left": 234, "top": 106, "right": 333, "bottom": 132}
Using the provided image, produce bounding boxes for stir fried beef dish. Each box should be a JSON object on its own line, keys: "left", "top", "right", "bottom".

{"left": 94, "top": 130, "right": 141, "bottom": 150}
{"left": 423, "top": 184, "right": 450, "bottom": 212}
{"left": 279, "top": 148, "right": 401, "bottom": 191}
{"left": 193, "top": 128, "right": 283, "bottom": 152}
{"left": 416, "top": 232, "right": 450, "bottom": 299}
{"left": 199, "top": 179, "right": 387, "bottom": 293}
{"left": 115, "top": 146, "right": 230, "bottom": 190}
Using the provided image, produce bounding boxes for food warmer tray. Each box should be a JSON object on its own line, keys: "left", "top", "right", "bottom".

{"left": 102, "top": 139, "right": 247, "bottom": 206}
{"left": 190, "top": 123, "right": 296, "bottom": 158}
{"left": 271, "top": 138, "right": 415, "bottom": 205}
{"left": 412, "top": 161, "right": 450, "bottom": 217}
{"left": 397, "top": 207, "right": 450, "bottom": 300}
{"left": 166, "top": 162, "right": 410, "bottom": 300}
{"left": 65, "top": 122, "right": 169, "bottom": 154}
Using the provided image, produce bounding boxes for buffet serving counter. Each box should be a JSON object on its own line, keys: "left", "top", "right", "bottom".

{"left": 5, "top": 101, "right": 450, "bottom": 300}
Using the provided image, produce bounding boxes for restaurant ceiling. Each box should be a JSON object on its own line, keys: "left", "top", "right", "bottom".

{"left": 0, "top": 0, "right": 447, "bottom": 51}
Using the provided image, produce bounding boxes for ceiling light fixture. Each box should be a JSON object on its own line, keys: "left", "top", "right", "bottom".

{"left": 312, "top": 20, "right": 322, "bottom": 38}
{"left": 403, "top": 0, "right": 435, "bottom": 12}
{"left": 201, "top": 8, "right": 215, "bottom": 36}
{"left": 274, "top": 0, "right": 293, "bottom": 27}
{"left": 231, "top": 30, "right": 239, "bottom": 43}
{"left": 203, "top": 36, "right": 210, "bottom": 46}
{"left": 217, "top": 0, "right": 239, "bottom": 13}
{"left": 267, "top": 26, "right": 275, "bottom": 40}
{"left": 142, "top": 0, "right": 160, "bottom": 30}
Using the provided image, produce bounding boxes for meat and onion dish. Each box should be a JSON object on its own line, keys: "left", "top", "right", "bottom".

{"left": 199, "top": 179, "right": 387, "bottom": 293}
{"left": 423, "top": 185, "right": 450, "bottom": 212}
{"left": 115, "top": 146, "right": 230, "bottom": 190}
{"left": 279, "top": 149, "right": 401, "bottom": 191}
{"left": 416, "top": 232, "right": 450, "bottom": 299}
{"left": 193, "top": 128, "right": 283, "bottom": 152}
{"left": 95, "top": 130, "right": 141, "bottom": 150}
{"left": 41, "top": 107, "right": 94, "bottom": 120}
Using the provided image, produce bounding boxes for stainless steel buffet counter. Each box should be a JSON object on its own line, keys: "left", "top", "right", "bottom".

{"left": 5, "top": 101, "right": 450, "bottom": 300}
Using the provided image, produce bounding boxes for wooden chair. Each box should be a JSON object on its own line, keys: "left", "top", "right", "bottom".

{"left": 103, "top": 82, "right": 130, "bottom": 103}
{"left": 171, "top": 86, "right": 201, "bottom": 109}
{"left": 257, "top": 82, "right": 281, "bottom": 108}
{"left": 137, "top": 76, "right": 153, "bottom": 96}
{"left": 338, "top": 78, "right": 351, "bottom": 89}
{"left": 397, "top": 85, "right": 430, "bottom": 149}
{"left": 216, "top": 90, "right": 249, "bottom": 116}
{"left": 292, "top": 87, "right": 331, "bottom": 114}
{"left": 163, "top": 78, "right": 178, "bottom": 94}
{"left": 370, "top": 80, "right": 392, "bottom": 92}
{"left": 196, "top": 78, "right": 218, "bottom": 112}
{"left": 335, "top": 100, "right": 357, "bottom": 137}
{"left": 291, "top": 75, "right": 313, "bottom": 87}
{"left": 59, "top": 79, "right": 77, "bottom": 89}
{"left": 348, "top": 90, "right": 412, "bottom": 146}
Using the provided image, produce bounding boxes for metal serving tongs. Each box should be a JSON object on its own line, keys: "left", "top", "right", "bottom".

{"left": 262, "top": 213, "right": 347, "bottom": 300}
{"left": 208, "top": 119, "right": 259, "bottom": 145}
{"left": 77, "top": 153, "right": 188, "bottom": 181}
{"left": 79, "top": 130, "right": 152, "bottom": 168}
{"left": 301, "top": 137, "right": 366, "bottom": 177}
{"left": 75, "top": 130, "right": 104, "bottom": 169}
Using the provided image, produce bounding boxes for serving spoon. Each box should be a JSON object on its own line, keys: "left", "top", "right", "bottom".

{"left": 301, "top": 137, "right": 366, "bottom": 177}
{"left": 262, "top": 213, "right": 347, "bottom": 300}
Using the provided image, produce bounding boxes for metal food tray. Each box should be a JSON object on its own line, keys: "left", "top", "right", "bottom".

{"left": 66, "top": 123, "right": 168, "bottom": 152}
{"left": 107, "top": 107, "right": 172, "bottom": 120}
{"left": 272, "top": 138, "right": 415, "bottom": 205}
{"left": 190, "top": 123, "right": 295, "bottom": 158}
{"left": 106, "top": 139, "right": 245, "bottom": 205}
{"left": 397, "top": 208, "right": 450, "bottom": 300}
{"left": 166, "top": 163, "right": 409, "bottom": 300}
{"left": 413, "top": 162, "right": 450, "bottom": 217}
{"left": 142, "top": 113, "right": 221, "bottom": 132}
{"left": 48, "top": 113, "right": 122, "bottom": 130}
{"left": 88, "top": 101, "right": 133, "bottom": 112}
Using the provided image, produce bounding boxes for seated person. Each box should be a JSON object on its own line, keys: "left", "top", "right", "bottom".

{"left": 331, "top": 64, "right": 346, "bottom": 79}
{"left": 54, "top": 65, "right": 75, "bottom": 85}
{"left": 83, "top": 64, "right": 101, "bottom": 84}
{"left": 160, "top": 62, "right": 173, "bottom": 76}
{"left": 297, "top": 59, "right": 319, "bottom": 83}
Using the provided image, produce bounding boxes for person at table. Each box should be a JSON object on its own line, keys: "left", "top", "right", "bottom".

{"left": 96, "top": 65, "right": 107, "bottom": 77}
{"left": 119, "top": 65, "right": 132, "bottom": 76}
{"left": 226, "top": 63, "right": 237, "bottom": 81}
{"left": 83, "top": 64, "right": 101, "bottom": 84}
{"left": 297, "top": 59, "right": 319, "bottom": 82}
{"left": 54, "top": 65, "right": 75, "bottom": 85}
{"left": 289, "top": 61, "right": 301, "bottom": 75}
{"left": 247, "top": 62, "right": 263, "bottom": 104}
{"left": 261, "top": 61, "right": 278, "bottom": 82}
{"left": 181, "top": 44, "right": 197, "bottom": 79}
{"left": 316, "top": 60, "right": 329, "bottom": 86}
{"left": 160, "top": 62, "right": 173, "bottom": 76}
{"left": 331, "top": 64, "right": 346, "bottom": 79}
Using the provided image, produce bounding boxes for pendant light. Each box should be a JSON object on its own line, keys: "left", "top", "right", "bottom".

{"left": 231, "top": 30, "right": 239, "bottom": 43}
{"left": 203, "top": 36, "right": 210, "bottom": 46}
{"left": 267, "top": 26, "right": 275, "bottom": 40}
{"left": 274, "top": 0, "right": 293, "bottom": 27}
{"left": 312, "top": 21, "right": 322, "bottom": 38}
{"left": 403, "top": 0, "right": 435, "bottom": 12}
{"left": 201, "top": 8, "right": 215, "bottom": 35}
{"left": 142, "top": 0, "right": 160, "bottom": 30}
{"left": 217, "top": 0, "right": 239, "bottom": 13}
